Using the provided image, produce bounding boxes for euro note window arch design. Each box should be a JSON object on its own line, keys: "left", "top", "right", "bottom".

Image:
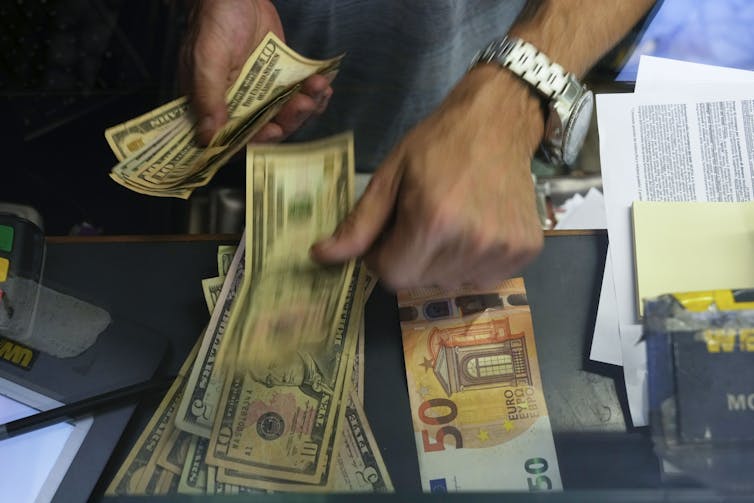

{"left": 464, "top": 353, "right": 514, "bottom": 379}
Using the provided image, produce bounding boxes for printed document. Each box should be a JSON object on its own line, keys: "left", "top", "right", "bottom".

{"left": 595, "top": 56, "right": 754, "bottom": 425}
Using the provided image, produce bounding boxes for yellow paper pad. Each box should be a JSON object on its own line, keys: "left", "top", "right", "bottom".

{"left": 632, "top": 201, "right": 754, "bottom": 316}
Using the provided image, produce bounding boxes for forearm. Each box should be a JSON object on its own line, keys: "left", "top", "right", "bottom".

{"left": 509, "top": 0, "right": 657, "bottom": 77}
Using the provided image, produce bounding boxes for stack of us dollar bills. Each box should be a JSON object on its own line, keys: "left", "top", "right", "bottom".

{"left": 106, "top": 132, "right": 393, "bottom": 495}
{"left": 104, "top": 32, "right": 341, "bottom": 199}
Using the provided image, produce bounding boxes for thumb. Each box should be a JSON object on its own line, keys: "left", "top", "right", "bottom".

{"left": 310, "top": 165, "right": 401, "bottom": 264}
{"left": 191, "top": 36, "right": 232, "bottom": 145}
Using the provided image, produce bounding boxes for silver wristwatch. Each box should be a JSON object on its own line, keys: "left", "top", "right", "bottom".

{"left": 470, "top": 36, "right": 594, "bottom": 166}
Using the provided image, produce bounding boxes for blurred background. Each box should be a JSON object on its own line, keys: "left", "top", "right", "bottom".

{"left": 612, "top": 0, "right": 754, "bottom": 82}
{"left": 1, "top": 0, "right": 753, "bottom": 236}
{"left": 1, "top": 0, "right": 192, "bottom": 235}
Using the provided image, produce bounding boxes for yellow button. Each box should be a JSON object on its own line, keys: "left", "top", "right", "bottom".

{"left": 0, "top": 257, "right": 7, "bottom": 282}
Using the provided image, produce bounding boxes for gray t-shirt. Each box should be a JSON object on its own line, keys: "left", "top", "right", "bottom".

{"left": 276, "top": 1, "right": 526, "bottom": 172}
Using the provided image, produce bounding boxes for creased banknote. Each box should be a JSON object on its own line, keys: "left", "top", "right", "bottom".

{"left": 105, "top": 32, "right": 343, "bottom": 199}
{"left": 201, "top": 276, "right": 225, "bottom": 315}
{"left": 332, "top": 392, "right": 393, "bottom": 492}
{"left": 207, "top": 268, "right": 362, "bottom": 489}
{"left": 398, "top": 279, "right": 562, "bottom": 492}
{"left": 109, "top": 132, "right": 392, "bottom": 496}
{"left": 106, "top": 341, "right": 200, "bottom": 495}
{"left": 205, "top": 133, "right": 359, "bottom": 489}
{"left": 175, "top": 238, "right": 246, "bottom": 438}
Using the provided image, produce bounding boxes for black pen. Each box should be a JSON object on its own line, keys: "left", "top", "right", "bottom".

{"left": 0, "top": 374, "right": 176, "bottom": 440}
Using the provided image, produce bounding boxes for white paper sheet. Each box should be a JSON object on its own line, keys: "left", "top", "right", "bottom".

{"left": 595, "top": 56, "right": 754, "bottom": 425}
{"left": 589, "top": 249, "right": 622, "bottom": 366}
{"left": 553, "top": 187, "right": 607, "bottom": 230}
{"left": 636, "top": 55, "right": 754, "bottom": 92}
{"left": 600, "top": 86, "right": 754, "bottom": 324}
{"left": 589, "top": 57, "right": 754, "bottom": 368}
{"left": 552, "top": 188, "right": 623, "bottom": 366}
{"left": 617, "top": 325, "right": 647, "bottom": 426}
{"left": 0, "top": 379, "right": 93, "bottom": 503}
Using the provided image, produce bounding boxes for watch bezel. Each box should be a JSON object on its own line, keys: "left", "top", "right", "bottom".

{"left": 562, "top": 88, "right": 594, "bottom": 165}
{"left": 545, "top": 86, "right": 593, "bottom": 166}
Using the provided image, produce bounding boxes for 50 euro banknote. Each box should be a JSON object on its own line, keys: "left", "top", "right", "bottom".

{"left": 398, "top": 278, "right": 562, "bottom": 492}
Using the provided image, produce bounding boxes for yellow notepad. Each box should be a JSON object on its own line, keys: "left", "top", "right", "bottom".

{"left": 632, "top": 200, "right": 754, "bottom": 316}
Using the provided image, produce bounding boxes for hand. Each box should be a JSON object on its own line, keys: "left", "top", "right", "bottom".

{"left": 310, "top": 66, "right": 545, "bottom": 290}
{"left": 181, "top": 0, "right": 333, "bottom": 145}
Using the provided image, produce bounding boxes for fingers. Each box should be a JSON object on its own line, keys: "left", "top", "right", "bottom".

{"left": 365, "top": 217, "right": 435, "bottom": 290}
{"left": 364, "top": 200, "right": 543, "bottom": 291}
{"left": 185, "top": 0, "right": 283, "bottom": 145}
{"left": 192, "top": 34, "right": 233, "bottom": 145}
{"left": 310, "top": 159, "right": 403, "bottom": 264}
{"left": 201, "top": 78, "right": 331, "bottom": 146}
{"left": 248, "top": 75, "right": 333, "bottom": 144}
{"left": 300, "top": 74, "right": 332, "bottom": 101}
{"left": 464, "top": 249, "right": 529, "bottom": 291}
{"left": 272, "top": 91, "right": 321, "bottom": 137}
{"left": 374, "top": 242, "right": 531, "bottom": 292}
{"left": 313, "top": 87, "right": 333, "bottom": 115}
{"left": 250, "top": 123, "right": 285, "bottom": 143}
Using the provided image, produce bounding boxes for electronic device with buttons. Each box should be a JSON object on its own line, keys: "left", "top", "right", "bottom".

{"left": 0, "top": 205, "right": 169, "bottom": 503}
{"left": 0, "top": 208, "right": 46, "bottom": 345}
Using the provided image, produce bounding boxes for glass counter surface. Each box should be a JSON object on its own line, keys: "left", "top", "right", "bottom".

{"left": 39, "top": 233, "right": 747, "bottom": 501}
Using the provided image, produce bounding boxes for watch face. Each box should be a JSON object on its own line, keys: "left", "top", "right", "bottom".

{"left": 562, "top": 90, "right": 594, "bottom": 165}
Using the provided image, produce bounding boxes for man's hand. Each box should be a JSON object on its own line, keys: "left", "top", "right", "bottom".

{"left": 182, "top": 0, "right": 332, "bottom": 145}
{"left": 311, "top": 67, "right": 545, "bottom": 290}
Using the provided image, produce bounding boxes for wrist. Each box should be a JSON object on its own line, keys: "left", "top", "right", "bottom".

{"left": 468, "top": 35, "right": 594, "bottom": 166}
{"left": 462, "top": 65, "right": 545, "bottom": 154}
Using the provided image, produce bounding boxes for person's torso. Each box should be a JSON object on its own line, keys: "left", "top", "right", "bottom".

{"left": 274, "top": 0, "right": 526, "bottom": 172}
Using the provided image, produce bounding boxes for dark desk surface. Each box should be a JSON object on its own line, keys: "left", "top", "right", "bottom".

{"left": 41, "top": 231, "right": 676, "bottom": 499}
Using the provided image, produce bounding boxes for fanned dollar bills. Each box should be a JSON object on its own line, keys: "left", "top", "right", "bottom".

{"left": 108, "top": 133, "right": 392, "bottom": 494}
{"left": 398, "top": 279, "right": 562, "bottom": 492}
{"left": 106, "top": 132, "right": 561, "bottom": 495}
{"left": 106, "top": 340, "right": 200, "bottom": 495}
{"left": 104, "top": 32, "right": 343, "bottom": 199}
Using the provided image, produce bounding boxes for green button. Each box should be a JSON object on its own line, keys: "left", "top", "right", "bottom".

{"left": 0, "top": 225, "right": 12, "bottom": 253}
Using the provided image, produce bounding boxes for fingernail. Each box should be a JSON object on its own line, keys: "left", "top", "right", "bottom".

{"left": 198, "top": 115, "right": 215, "bottom": 137}
{"left": 317, "top": 89, "right": 332, "bottom": 106}
{"left": 253, "top": 125, "right": 283, "bottom": 143}
{"left": 314, "top": 236, "right": 336, "bottom": 251}
{"left": 310, "top": 236, "right": 336, "bottom": 258}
